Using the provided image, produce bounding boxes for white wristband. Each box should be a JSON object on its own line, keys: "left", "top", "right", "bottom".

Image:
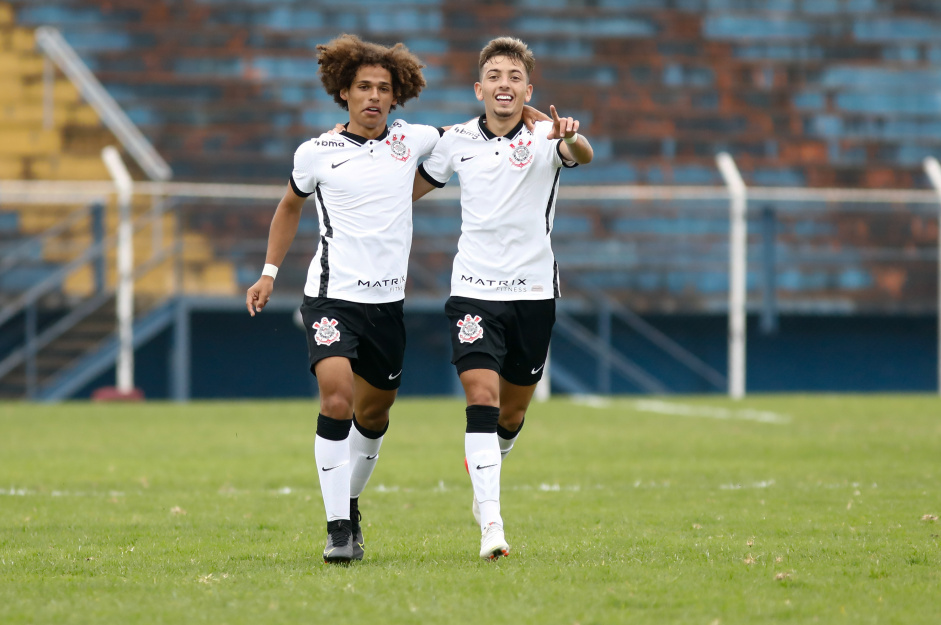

{"left": 563, "top": 133, "right": 579, "bottom": 145}
{"left": 262, "top": 263, "right": 278, "bottom": 280}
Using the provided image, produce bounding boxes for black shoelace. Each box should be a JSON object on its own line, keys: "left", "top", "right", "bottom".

{"left": 350, "top": 499, "right": 362, "bottom": 537}
{"left": 327, "top": 519, "right": 351, "bottom": 547}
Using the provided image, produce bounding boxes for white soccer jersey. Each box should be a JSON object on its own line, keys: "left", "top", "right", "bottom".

{"left": 418, "top": 117, "right": 577, "bottom": 301}
{"left": 291, "top": 119, "right": 441, "bottom": 303}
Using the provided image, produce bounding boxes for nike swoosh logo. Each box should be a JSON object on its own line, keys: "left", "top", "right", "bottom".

{"left": 460, "top": 156, "right": 476, "bottom": 162}
{"left": 331, "top": 159, "right": 351, "bottom": 168}
{"left": 365, "top": 454, "right": 379, "bottom": 460}
{"left": 531, "top": 363, "right": 545, "bottom": 374}
{"left": 476, "top": 463, "right": 498, "bottom": 470}
{"left": 388, "top": 370, "right": 402, "bottom": 380}
{"left": 321, "top": 464, "right": 344, "bottom": 472}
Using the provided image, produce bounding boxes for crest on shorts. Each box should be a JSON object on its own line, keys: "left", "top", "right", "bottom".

{"left": 456, "top": 314, "right": 484, "bottom": 344}
{"left": 509, "top": 140, "right": 533, "bottom": 168}
{"left": 312, "top": 317, "right": 341, "bottom": 346}
{"left": 386, "top": 133, "right": 410, "bottom": 162}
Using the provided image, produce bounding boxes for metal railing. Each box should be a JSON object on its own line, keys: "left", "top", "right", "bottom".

{"left": 34, "top": 26, "right": 172, "bottom": 182}
{"left": 2, "top": 174, "right": 940, "bottom": 399}
{"left": 0, "top": 190, "right": 181, "bottom": 398}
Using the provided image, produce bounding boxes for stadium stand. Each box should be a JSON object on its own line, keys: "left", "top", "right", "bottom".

{"left": 0, "top": 1, "right": 246, "bottom": 397}
{"left": 2, "top": 0, "right": 936, "bottom": 313}
{"left": 1, "top": 0, "right": 939, "bottom": 398}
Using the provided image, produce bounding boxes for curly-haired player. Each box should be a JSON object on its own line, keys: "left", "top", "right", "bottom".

{"left": 317, "top": 34, "right": 426, "bottom": 111}
{"left": 246, "top": 34, "right": 441, "bottom": 564}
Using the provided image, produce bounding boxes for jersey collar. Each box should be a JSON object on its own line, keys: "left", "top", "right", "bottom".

{"left": 476, "top": 115, "right": 525, "bottom": 141}
{"left": 340, "top": 124, "right": 390, "bottom": 146}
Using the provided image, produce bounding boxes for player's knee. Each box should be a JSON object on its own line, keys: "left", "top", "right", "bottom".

{"left": 356, "top": 407, "right": 390, "bottom": 431}
{"left": 499, "top": 407, "right": 525, "bottom": 431}
{"left": 465, "top": 386, "right": 499, "bottom": 406}
{"left": 319, "top": 393, "right": 354, "bottom": 420}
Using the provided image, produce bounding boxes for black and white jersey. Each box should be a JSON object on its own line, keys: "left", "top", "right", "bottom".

{"left": 418, "top": 117, "right": 577, "bottom": 301}
{"left": 291, "top": 120, "right": 441, "bottom": 303}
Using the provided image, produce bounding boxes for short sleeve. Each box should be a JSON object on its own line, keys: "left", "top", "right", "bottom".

{"left": 290, "top": 140, "right": 317, "bottom": 197}
{"left": 535, "top": 120, "right": 577, "bottom": 170}
{"left": 554, "top": 140, "right": 579, "bottom": 169}
{"left": 418, "top": 133, "right": 454, "bottom": 188}
{"left": 413, "top": 123, "right": 443, "bottom": 158}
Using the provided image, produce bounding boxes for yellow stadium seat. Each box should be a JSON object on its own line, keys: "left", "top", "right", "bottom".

{"left": 0, "top": 78, "right": 23, "bottom": 102}
{"left": 0, "top": 156, "right": 21, "bottom": 177}
{"left": 32, "top": 155, "right": 110, "bottom": 179}
{"left": 23, "top": 81, "right": 81, "bottom": 105}
{"left": 62, "top": 264, "right": 94, "bottom": 298}
{"left": 0, "top": 128, "right": 61, "bottom": 156}
{"left": 11, "top": 28, "right": 34, "bottom": 52}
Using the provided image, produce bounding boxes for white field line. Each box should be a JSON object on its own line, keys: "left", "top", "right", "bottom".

{"left": 570, "top": 394, "right": 611, "bottom": 408}
{"left": 633, "top": 399, "right": 791, "bottom": 424}
{"left": 719, "top": 480, "right": 776, "bottom": 490}
{"left": 1, "top": 483, "right": 599, "bottom": 497}
{"left": 572, "top": 396, "right": 791, "bottom": 425}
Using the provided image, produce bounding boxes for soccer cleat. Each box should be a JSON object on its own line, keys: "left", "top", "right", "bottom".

{"left": 323, "top": 519, "right": 354, "bottom": 564}
{"left": 350, "top": 498, "right": 365, "bottom": 561}
{"left": 479, "top": 522, "right": 510, "bottom": 560}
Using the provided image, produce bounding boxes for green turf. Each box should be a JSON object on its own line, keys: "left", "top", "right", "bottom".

{"left": 1, "top": 395, "right": 939, "bottom": 624}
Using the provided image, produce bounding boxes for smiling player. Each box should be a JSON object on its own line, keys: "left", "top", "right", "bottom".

{"left": 246, "top": 34, "right": 441, "bottom": 564}
{"left": 413, "top": 36, "right": 594, "bottom": 560}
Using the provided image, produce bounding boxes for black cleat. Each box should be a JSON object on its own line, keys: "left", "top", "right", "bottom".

{"left": 350, "top": 498, "right": 365, "bottom": 561}
{"left": 323, "top": 519, "right": 354, "bottom": 564}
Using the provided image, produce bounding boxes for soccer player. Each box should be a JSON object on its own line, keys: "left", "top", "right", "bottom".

{"left": 245, "top": 34, "right": 441, "bottom": 564}
{"left": 413, "top": 36, "right": 594, "bottom": 559}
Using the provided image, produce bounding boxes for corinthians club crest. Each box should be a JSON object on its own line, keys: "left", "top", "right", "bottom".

{"left": 456, "top": 314, "right": 484, "bottom": 344}
{"left": 312, "top": 317, "right": 341, "bottom": 346}
{"left": 509, "top": 139, "right": 533, "bottom": 168}
{"left": 386, "top": 133, "right": 410, "bottom": 162}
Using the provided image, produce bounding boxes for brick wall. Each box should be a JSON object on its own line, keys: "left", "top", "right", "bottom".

{"left": 7, "top": 0, "right": 940, "bottom": 313}
{"left": 10, "top": 0, "right": 941, "bottom": 188}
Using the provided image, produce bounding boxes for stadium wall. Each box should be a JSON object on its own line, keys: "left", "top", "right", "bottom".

{"left": 66, "top": 309, "right": 937, "bottom": 399}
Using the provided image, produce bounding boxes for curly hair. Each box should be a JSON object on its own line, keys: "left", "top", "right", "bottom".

{"left": 478, "top": 37, "right": 535, "bottom": 80}
{"left": 317, "top": 34, "right": 426, "bottom": 110}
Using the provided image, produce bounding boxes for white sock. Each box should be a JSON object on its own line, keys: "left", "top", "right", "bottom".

{"left": 466, "top": 432, "right": 502, "bottom": 530}
{"left": 349, "top": 417, "right": 385, "bottom": 498}
{"left": 314, "top": 414, "right": 352, "bottom": 522}
{"left": 498, "top": 418, "right": 524, "bottom": 460}
{"left": 498, "top": 434, "right": 515, "bottom": 459}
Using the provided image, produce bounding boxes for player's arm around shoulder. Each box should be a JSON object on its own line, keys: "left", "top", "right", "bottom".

{"left": 413, "top": 127, "right": 455, "bottom": 201}
{"left": 547, "top": 105, "right": 593, "bottom": 165}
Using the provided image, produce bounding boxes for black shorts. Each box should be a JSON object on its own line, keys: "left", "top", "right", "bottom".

{"left": 299, "top": 296, "right": 406, "bottom": 391}
{"left": 444, "top": 295, "right": 555, "bottom": 387}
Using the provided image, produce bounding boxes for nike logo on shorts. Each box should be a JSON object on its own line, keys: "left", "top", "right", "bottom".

{"left": 460, "top": 156, "right": 476, "bottom": 162}
{"left": 531, "top": 363, "right": 546, "bottom": 375}
{"left": 388, "top": 370, "right": 402, "bottom": 380}
{"left": 331, "top": 159, "right": 351, "bottom": 168}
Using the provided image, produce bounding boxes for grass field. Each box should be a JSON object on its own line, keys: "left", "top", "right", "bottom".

{"left": 1, "top": 395, "right": 939, "bottom": 624}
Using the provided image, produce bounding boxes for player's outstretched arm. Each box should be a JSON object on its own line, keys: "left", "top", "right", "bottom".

{"left": 246, "top": 184, "right": 306, "bottom": 316}
{"left": 547, "top": 104, "right": 593, "bottom": 165}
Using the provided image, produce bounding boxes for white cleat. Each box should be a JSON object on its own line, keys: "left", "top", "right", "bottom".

{"left": 480, "top": 522, "right": 510, "bottom": 560}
